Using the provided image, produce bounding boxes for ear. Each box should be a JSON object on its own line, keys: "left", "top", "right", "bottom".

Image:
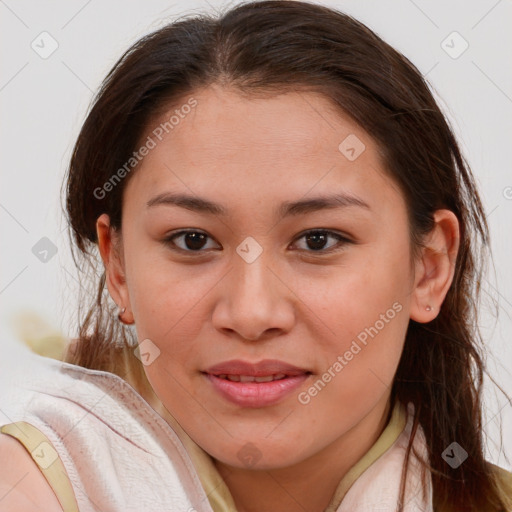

{"left": 409, "top": 209, "right": 460, "bottom": 323}
{"left": 96, "top": 213, "right": 135, "bottom": 323}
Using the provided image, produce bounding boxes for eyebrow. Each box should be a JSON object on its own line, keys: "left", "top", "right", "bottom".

{"left": 146, "top": 191, "right": 371, "bottom": 218}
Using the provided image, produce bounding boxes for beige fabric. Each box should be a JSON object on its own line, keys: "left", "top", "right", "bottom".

{"left": 336, "top": 402, "right": 433, "bottom": 511}
{"left": 158, "top": 410, "right": 239, "bottom": 512}
{"left": 1, "top": 421, "right": 79, "bottom": 512}
{"left": 326, "top": 400, "right": 408, "bottom": 510}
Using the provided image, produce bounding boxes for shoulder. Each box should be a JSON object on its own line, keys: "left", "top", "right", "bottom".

{"left": 489, "top": 463, "right": 512, "bottom": 509}
{"left": 0, "top": 433, "right": 63, "bottom": 511}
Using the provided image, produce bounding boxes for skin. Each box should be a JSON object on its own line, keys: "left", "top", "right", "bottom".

{"left": 0, "top": 433, "right": 64, "bottom": 511}
{"left": 96, "top": 84, "right": 459, "bottom": 512}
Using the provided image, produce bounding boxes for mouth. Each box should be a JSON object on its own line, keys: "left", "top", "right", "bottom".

{"left": 214, "top": 373, "right": 289, "bottom": 383}
{"left": 203, "top": 359, "right": 312, "bottom": 408}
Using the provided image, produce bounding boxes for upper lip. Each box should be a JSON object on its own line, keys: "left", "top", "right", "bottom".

{"left": 204, "top": 359, "right": 310, "bottom": 377}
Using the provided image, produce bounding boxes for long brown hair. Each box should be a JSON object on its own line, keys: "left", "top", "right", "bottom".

{"left": 63, "top": 1, "right": 511, "bottom": 509}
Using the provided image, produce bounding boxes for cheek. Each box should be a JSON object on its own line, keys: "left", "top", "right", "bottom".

{"left": 304, "top": 246, "right": 410, "bottom": 347}
{"left": 301, "top": 243, "right": 410, "bottom": 397}
{"left": 296, "top": 281, "right": 407, "bottom": 439}
{"left": 125, "top": 246, "right": 213, "bottom": 338}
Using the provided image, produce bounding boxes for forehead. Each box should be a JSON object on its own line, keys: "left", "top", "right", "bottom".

{"left": 161, "top": 85, "right": 364, "bottom": 163}
{"left": 125, "top": 85, "right": 404, "bottom": 218}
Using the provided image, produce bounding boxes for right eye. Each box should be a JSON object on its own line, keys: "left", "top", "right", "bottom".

{"left": 163, "top": 230, "right": 221, "bottom": 253}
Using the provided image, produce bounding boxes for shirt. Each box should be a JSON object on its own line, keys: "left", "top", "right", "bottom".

{"left": 1, "top": 352, "right": 510, "bottom": 511}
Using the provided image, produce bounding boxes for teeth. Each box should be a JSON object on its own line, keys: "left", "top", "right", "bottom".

{"left": 254, "top": 375, "right": 274, "bottom": 383}
{"left": 217, "top": 373, "right": 288, "bottom": 382}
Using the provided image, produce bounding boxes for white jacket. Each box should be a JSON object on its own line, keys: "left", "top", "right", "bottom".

{"left": 1, "top": 352, "right": 433, "bottom": 511}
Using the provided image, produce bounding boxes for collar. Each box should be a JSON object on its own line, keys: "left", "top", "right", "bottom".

{"left": 161, "top": 399, "right": 426, "bottom": 512}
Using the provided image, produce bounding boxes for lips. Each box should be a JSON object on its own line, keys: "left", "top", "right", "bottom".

{"left": 203, "top": 359, "right": 311, "bottom": 407}
{"left": 205, "top": 359, "right": 310, "bottom": 377}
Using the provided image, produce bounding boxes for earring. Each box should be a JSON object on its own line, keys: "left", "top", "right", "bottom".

{"left": 117, "top": 306, "right": 134, "bottom": 325}
{"left": 425, "top": 305, "right": 433, "bottom": 312}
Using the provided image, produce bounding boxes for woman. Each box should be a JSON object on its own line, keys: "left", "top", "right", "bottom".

{"left": 1, "top": 1, "right": 510, "bottom": 510}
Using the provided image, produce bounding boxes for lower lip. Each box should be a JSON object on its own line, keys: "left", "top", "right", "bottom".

{"left": 205, "top": 373, "right": 310, "bottom": 408}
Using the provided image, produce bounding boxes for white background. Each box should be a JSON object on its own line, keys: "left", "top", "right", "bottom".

{"left": 1, "top": 0, "right": 511, "bottom": 470}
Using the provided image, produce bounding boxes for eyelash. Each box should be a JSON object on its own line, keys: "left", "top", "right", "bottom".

{"left": 162, "top": 229, "right": 353, "bottom": 256}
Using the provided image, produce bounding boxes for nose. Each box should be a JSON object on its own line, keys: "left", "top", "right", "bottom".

{"left": 211, "top": 250, "right": 295, "bottom": 342}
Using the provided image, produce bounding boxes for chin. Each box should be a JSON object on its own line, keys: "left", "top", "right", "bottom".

{"left": 210, "top": 438, "right": 309, "bottom": 471}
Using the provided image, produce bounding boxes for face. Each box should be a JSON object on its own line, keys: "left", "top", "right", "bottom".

{"left": 104, "top": 85, "right": 419, "bottom": 470}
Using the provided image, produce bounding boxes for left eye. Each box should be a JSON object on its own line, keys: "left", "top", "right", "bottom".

{"left": 291, "top": 230, "right": 351, "bottom": 253}
{"left": 163, "top": 229, "right": 351, "bottom": 254}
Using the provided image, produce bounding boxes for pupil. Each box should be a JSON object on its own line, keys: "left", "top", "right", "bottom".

{"left": 307, "top": 232, "right": 327, "bottom": 250}
{"left": 185, "top": 232, "right": 207, "bottom": 250}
